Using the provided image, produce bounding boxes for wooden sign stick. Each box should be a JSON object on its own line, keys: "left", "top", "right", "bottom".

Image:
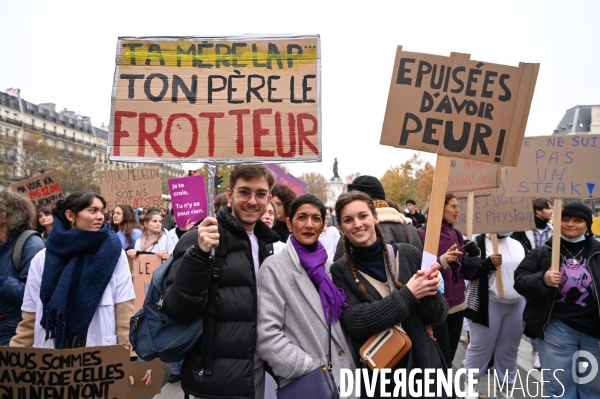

{"left": 466, "top": 191, "right": 474, "bottom": 241}
{"left": 551, "top": 199, "right": 563, "bottom": 272}
{"left": 422, "top": 155, "right": 452, "bottom": 268}
{"left": 491, "top": 233, "right": 504, "bottom": 298}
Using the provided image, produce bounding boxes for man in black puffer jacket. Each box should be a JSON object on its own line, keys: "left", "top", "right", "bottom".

{"left": 163, "top": 165, "right": 280, "bottom": 399}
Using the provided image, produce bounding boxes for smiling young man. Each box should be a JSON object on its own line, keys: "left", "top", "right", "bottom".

{"left": 163, "top": 164, "right": 280, "bottom": 399}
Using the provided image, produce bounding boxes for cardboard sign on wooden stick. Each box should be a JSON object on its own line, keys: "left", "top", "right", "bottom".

{"left": 380, "top": 47, "right": 539, "bottom": 166}
{"left": 504, "top": 135, "right": 600, "bottom": 198}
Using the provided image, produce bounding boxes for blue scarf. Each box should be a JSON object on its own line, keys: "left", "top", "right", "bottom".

{"left": 290, "top": 236, "right": 347, "bottom": 325}
{"left": 40, "top": 220, "right": 122, "bottom": 349}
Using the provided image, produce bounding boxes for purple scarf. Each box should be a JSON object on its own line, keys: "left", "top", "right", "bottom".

{"left": 291, "top": 236, "right": 348, "bottom": 324}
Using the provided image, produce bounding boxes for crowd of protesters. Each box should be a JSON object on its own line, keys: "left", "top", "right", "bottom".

{"left": 1, "top": 167, "right": 598, "bottom": 399}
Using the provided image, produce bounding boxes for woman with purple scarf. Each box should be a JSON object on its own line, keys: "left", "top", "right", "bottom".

{"left": 256, "top": 195, "right": 357, "bottom": 396}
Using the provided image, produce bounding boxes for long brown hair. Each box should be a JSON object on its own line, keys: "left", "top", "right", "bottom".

{"left": 112, "top": 204, "right": 140, "bottom": 248}
{"left": 335, "top": 191, "right": 403, "bottom": 295}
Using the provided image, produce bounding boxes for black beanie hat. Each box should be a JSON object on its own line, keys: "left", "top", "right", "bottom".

{"left": 348, "top": 175, "right": 386, "bottom": 200}
{"left": 562, "top": 202, "right": 593, "bottom": 233}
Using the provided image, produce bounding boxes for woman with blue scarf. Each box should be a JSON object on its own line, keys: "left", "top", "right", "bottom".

{"left": 515, "top": 202, "right": 600, "bottom": 398}
{"left": 256, "top": 194, "right": 356, "bottom": 396}
{"left": 10, "top": 192, "right": 136, "bottom": 351}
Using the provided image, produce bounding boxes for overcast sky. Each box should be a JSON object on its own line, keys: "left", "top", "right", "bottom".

{"left": 2, "top": 0, "right": 599, "bottom": 181}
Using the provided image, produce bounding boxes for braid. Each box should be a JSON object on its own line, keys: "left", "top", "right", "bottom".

{"left": 343, "top": 234, "right": 367, "bottom": 295}
{"left": 376, "top": 225, "right": 403, "bottom": 289}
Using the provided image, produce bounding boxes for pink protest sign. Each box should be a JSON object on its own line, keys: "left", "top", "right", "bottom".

{"left": 266, "top": 164, "right": 307, "bottom": 196}
{"left": 168, "top": 175, "right": 208, "bottom": 227}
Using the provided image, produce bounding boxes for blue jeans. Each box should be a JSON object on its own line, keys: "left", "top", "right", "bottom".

{"left": 171, "top": 360, "right": 183, "bottom": 375}
{"left": 538, "top": 319, "right": 600, "bottom": 398}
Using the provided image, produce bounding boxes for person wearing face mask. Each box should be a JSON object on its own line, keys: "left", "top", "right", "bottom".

{"left": 462, "top": 232, "right": 527, "bottom": 399}
{"left": 514, "top": 202, "right": 600, "bottom": 399}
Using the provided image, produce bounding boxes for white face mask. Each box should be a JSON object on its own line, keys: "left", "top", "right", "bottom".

{"left": 561, "top": 233, "right": 586, "bottom": 243}
{"left": 497, "top": 231, "right": 513, "bottom": 238}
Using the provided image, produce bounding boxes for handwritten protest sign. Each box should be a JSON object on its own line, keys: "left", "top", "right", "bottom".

{"left": 266, "top": 164, "right": 307, "bottom": 196}
{"left": 128, "top": 359, "right": 163, "bottom": 398}
{"left": 133, "top": 254, "right": 164, "bottom": 312}
{"left": 168, "top": 174, "right": 208, "bottom": 227}
{"left": 0, "top": 345, "right": 129, "bottom": 399}
{"left": 448, "top": 157, "right": 500, "bottom": 193}
{"left": 109, "top": 35, "right": 321, "bottom": 164}
{"left": 380, "top": 47, "right": 539, "bottom": 166}
{"left": 504, "top": 134, "right": 600, "bottom": 198}
{"left": 11, "top": 171, "right": 63, "bottom": 208}
{"left": 454, "top": 181, "right": 535, "bottom": 234}
{"left": 99, "top": 167, "right": 163, "bottom": 211}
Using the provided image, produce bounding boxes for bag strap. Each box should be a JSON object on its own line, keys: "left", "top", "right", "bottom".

{"left": 327, "top": 323, "right": 333, "bottom": 373}
{"left": 393, "top": 244, "right": 401, "bottom": 278}
{"left": 12, "top": 230, "right": 39, "bottom": 273}
{"left": 203, "top": 229, "right": 228, "bottom": 377}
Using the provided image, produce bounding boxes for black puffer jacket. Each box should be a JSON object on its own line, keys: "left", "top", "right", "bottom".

{"left": 163, "top": 206, "right": 280, "bottom": 399}
{"left": 514, "top": 236, "right": 600, "bottom": 339}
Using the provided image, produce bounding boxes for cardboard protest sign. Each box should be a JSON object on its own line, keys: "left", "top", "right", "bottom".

{"left": 99, "top": 166, "right": 163, "bottom": 211}
{"left": 168, "top": 174, "right": 208, "bottom": 227}
{"left": 266, "top": 164, "right": 307, "bottom": 196}
{"left": 448, "top": 157, "right": 500, "bottom": 193}
{"left": 0, "top": 345, "right": 130, "bottom": 399}
{"left": 380, "top": 47, "right": 539, "bottom": 166}
{"left": 504, "top": 134, "right": 600, "bottom": 198}
{"left": 593, "top": 216, "right": 600, "bottom": 237}
{"left": 109, "top": 35, "right": 321, "bottom": 164}
{"left": 454, "top": 179, "right": 535, "bottom": 234}
{"left": 128, "top": 359, "right": 163, "bottom": 398}
{"left": 10, "top": 171, "right": 63, "bottom": 208}
{"left": 133, "top": 254, "right": 164, "bottom": 312}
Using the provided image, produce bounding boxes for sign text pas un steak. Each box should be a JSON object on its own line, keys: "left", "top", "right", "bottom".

{"left": 380, "top": 47, "right": 539, "bottom": 166}
{"left": 109, "top": 35, "right": 321, "bottom": 163}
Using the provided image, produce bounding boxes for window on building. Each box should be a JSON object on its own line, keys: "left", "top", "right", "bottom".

{"left": 31, "top": 119, "right": 35, "bottom": 128}
{"left": 13, "top": 113, "right": 17, "bottom": 121}
{"left": 3, "top": 111, "right": 8, "bottom": 120}
{"left": 54, "top": 126, "right": 57, "bottom": 133}
{"left": 43, "top": 123, "right": 46, "bottom": 132}
{"left": 63, "top": 129, "right": 66, "bottom": 136}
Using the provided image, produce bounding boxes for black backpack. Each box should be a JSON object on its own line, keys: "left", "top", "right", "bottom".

{"left": 129, "top": 256, "right": 204, "bottom": 362}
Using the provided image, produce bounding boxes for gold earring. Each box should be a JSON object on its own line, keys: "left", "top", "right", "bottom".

{"left": 71, "top": 219, "right": 75, "bottom": 227}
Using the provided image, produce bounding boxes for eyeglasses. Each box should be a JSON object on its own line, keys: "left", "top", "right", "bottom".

{"left": 232, "top": 188, "right": 269, "bottom": 204}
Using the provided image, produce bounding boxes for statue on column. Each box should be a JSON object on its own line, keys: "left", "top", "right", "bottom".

{"left": 333, "top": 158, "right": 340, "bottom": 180}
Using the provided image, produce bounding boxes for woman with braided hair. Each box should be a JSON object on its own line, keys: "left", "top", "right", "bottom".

{"left": 331, "top": 191, "right": 448, "bottom": 398}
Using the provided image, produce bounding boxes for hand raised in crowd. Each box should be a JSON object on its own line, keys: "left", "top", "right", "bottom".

{"left": 198, "top": 217, "right": 219, "bottom": 253}
{"left": 444, "top": 244, "right": 462, "bottom": 263}
{"left": 543, "top": 270, "right": 561, "bottom": 288}
{"left": 406, "top": 264, "right": 442, "bottom": 299}
{"left": 126, "top": 249, "right": 137, "bottom": 260}
{"left": 184, "top": 218, "right": 195, "bottom": 231}
{"left": 489, "top": 254, "right": 502, "bottom": 267}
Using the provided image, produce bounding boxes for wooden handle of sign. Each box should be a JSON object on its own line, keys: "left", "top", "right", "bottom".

{"left": 491, "top": 233, "right": 504, "bottom": 298}
{"left": 551, "top": 199, "right": 562, "bottom": 272}
{"left": 424, "top": 155, "right": 452, "bottom": 256}
{"left": 466, "top": 191, "right": 474, "bottom": 241}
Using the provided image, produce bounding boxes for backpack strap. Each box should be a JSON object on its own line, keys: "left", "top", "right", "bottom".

{"left": 12, "top": 230, "right": 40, "bottom": 273}
{"left": 203, "top": 228, "right": 228, "bottom": 377}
